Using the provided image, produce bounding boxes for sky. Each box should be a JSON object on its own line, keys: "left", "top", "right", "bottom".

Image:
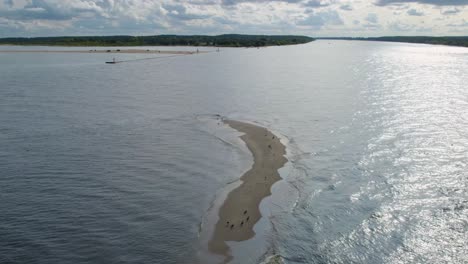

{"left": 0, "top": 0, "right": 467, "bottom": 37}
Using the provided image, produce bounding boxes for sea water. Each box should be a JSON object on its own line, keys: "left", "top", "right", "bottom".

{"left": 0, "top": 41, "right": 467, "bottom": 263}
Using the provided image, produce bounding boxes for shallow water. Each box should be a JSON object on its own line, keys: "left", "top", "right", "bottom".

{"left": 0, "top": 41, "right": 467, "bottom": 264}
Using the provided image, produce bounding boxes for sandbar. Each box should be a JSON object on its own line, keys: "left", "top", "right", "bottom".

{"left": 0, "top": 49, "right": 204, "bottom": 54}
{"left": 208, "top": 119, "right": 287, "bottom": 262}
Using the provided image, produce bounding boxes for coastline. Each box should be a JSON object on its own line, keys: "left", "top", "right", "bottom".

{"left": 0, "top": 49, "right": 204, "bottom": 54}
{"left": 208, "top": 119, "right": 287, "bottom": 262}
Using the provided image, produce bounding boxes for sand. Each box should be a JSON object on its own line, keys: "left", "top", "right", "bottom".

{"left": 208, "top": 119, "right": 287, "bottom": 262}
{"left": 0, "top": 49, "right": 204, "bottom": 54}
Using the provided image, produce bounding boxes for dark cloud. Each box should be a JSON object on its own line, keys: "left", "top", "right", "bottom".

{"left": 302, "top": 0, "right": 334, "bottom": 7}
{"left": 0, "top": 9, "right": 68, "bottom": 21}
{"left": 442, "top": 8, "right": 461, "bottom": 14}
{"left": 375, "top": 0, "right": 468, "bottom": 6}
{"left": 222, "top": 0, "right": 302, "bottom": 5}
{"left": 407, "top": 8, "right": 424, "bottom": 15}
{"left": 173, "top": 0, "right": 220, "bottom": 5}
{"left": 179, "top": 0, "right": 335, "bottom": 7}
{"left": 340, "top": 4, "right": 353, "bottom": 10}
{"left": 4, "top": 0, "right": 13, "bottom": 8}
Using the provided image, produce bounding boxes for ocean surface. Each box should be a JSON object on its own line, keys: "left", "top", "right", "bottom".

{"left": 0, "top": 41, "right": 467, "bottom": 264}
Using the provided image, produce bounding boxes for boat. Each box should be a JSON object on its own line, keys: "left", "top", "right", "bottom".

{"left": 106, "top": 58, "right": 118, "bottom": 64}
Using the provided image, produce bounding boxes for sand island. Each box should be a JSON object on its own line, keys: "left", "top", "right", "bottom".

{"left": 208, "top": 119, "right": 288, "bottom": 262}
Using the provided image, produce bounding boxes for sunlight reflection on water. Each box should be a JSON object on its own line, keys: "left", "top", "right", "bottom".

{"left": 320, "top": 44, "right": 468, "bottom": 264}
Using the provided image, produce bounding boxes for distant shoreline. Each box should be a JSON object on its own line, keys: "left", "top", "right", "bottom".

{"left": 318, "top": 36, "right": 468, "bottom": 48}
{"left": 0, "top": 34, "right": 314, "bottom": 48}
{"left": 208, "top": 119, "right": 287, "bottom": 262}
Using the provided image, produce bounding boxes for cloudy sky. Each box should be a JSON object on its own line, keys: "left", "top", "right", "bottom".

{"left": 1, "top": 0, "right": 467, "bottom": 37}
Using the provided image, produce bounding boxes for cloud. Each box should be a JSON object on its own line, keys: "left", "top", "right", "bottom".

{"left": 162, "top": 4, "right": 211, "bottom": 21}
{"left": 221, "top": 0, "right": 302, "bottom": 5}
{"left": 361, "top": 22, "right": 382, "bottom": 30}
{"left": 297, "top": 10, "right": 343, "bottom": 28}
{"left": 446, "top": 19, "right": 468, "bottom": 26}
{"left": 407, "top": 8, "right": 424, "bottom": 16}
{"left": 365, "top": 13, "right": 379, "bottom": 23}
{"left": 0, "top": 0, "right": 467, "bottom": 37}
{"left": 375, "top": 0, "right": 468, "bottom": 6}
{"left": 441, "top": 7, "right": 461, "bottom": 15}
{"left": 340, "top": 4, "right": 353, "bottom": 10}
{"left": 387, "top": 21, "right": 415, "bottom": 31}
{"left": 4, "top": 0, "right": 13, "bottom": 8}
{"left": 302, "top": 0, "right": 335, "bottom": 7}
{"left": 0, "top": 0, "right": 104, "bottom": 21}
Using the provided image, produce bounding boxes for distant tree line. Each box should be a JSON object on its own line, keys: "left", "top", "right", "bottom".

{"left": 320, "top": 36, "right": 468, "bottom": 48}
{"left": 0, "top": 34, "right": 314, "bottom": 47}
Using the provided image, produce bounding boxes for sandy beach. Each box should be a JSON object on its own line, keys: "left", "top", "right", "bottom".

{"left": 208, "top": 120, "right": 288, "bottom": 262}
{"left": 0, "top": 49, "right": 204, "bottom": 54}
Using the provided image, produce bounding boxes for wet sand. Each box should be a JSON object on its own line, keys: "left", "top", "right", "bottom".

{"left": 208, "top": 120, "right": 287, "bottom": 262}
{"left": 0, "top": 49, "right": 204, "bottom": 54}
